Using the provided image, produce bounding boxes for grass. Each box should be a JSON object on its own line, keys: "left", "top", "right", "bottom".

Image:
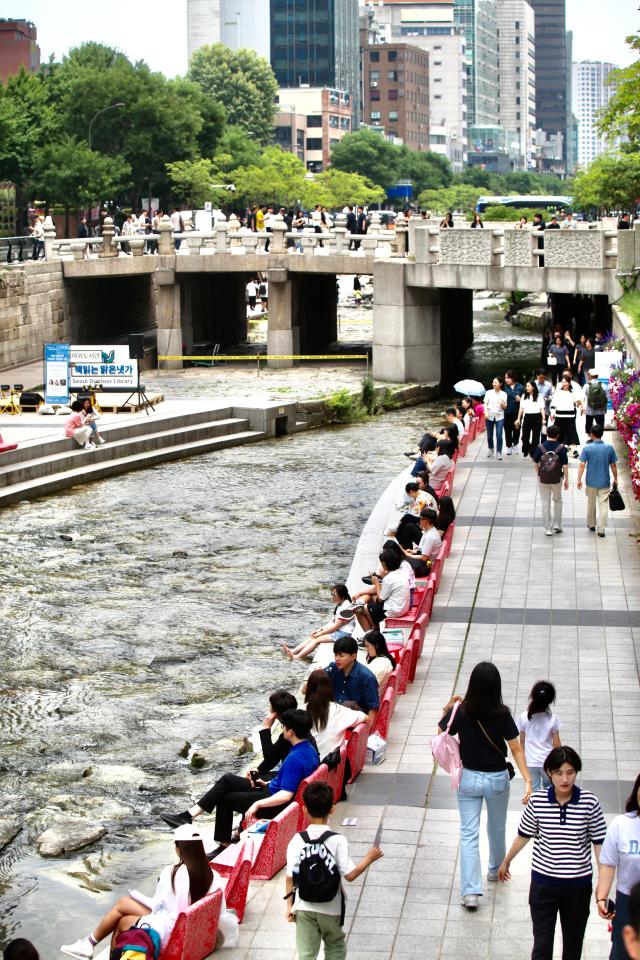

{"left": 620, "top": 290, "right": 640, "bottom": 335}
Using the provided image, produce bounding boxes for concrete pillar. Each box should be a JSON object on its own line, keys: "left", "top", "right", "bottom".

{"left": 158, "top": 215, "right": 175, "bottom": 255}
{"left": 180, "top": 280, "right": 193, "bottom": 354}
{"left": 267, "top": 268, "right": 297, "bottom": 368}
{"left": 155, "top": 274, "right": 182, "bottom": 369}
{"left": 372, "top": 260, "right": 442, "bottom": 384}
{"left": 43, "top": 216, "right": 56, "bottom": 260}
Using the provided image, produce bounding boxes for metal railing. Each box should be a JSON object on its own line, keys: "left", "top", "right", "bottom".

{"left": 0, "top": 235, "right": 38, "bottom": 264}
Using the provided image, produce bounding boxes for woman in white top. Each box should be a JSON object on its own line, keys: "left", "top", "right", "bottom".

{"left": 285, "top": 584, "right": 355, "bottom": 661}
{"left": 364, "top": 629, "right": 397, "bottom": 696}
{"left": 305, "top": 669, "right": 366, "bottom": 758}
{"left": 61, "top": 825, "right": 235, "bottom": 959}
{"left": 550, "top": 374, "right": 583, "bottom": 456}
{"left": 429, "top": 440, "right": 454, "bottom": 491}
{"left": 595, "top": 772, "right": 640, "bottom": 960}
{"left": 516, "top": 680, "right": 561, "bottom": 791}
{"left": 352, "top": 548, "right": 410, "bottom": 632}
{"left": 515, "top": 380, "right": 546, "bottom": 458}
{"left": 483, "top": 377, "right": 508, "bottom": 459}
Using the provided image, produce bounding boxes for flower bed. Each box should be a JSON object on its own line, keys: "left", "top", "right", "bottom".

{"left": 608, "top": 341, "right": 640, "bottom": 500}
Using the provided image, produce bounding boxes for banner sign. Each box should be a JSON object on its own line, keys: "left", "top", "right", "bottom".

{"left": 44, "top": 342, "right": 70, "bottom": 405}
{"left": 69, "top": 345, "right": 137, "bottom": 389}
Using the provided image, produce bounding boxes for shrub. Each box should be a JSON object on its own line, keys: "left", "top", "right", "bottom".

{"left": 325, "top": 388, "right": 366, "bottom": 423}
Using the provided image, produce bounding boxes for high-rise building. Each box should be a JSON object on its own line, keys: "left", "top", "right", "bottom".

{"left": 454, "top": 0, "right": 499, "bottom": 127}
{"left": 572, "top": 60, "right": 619, "bottom": 168}
{"left": 187, "top": 0, "right": 270, "bottom": 63}
{"left": 565, "top": 30, "right": 577, "bottom": 173}
{"left": 276, "top": 87, "right": 352, "bottom": 171}
{"left": 528, "top": 0, "right": 567, "bottom": 171}
{"left": 0, "top": 19, "right": 40, "bottom": 84}
{"left": 270, "top": 0, "right": 360, "bottom": 129}
{"left": 363, "top": 42, "right": 430, "bottom": 150}
{"left": 363, "top": 2, "right": 467, "bottom": 171}
{"left": 495, "top": 0, "right": 536, "bottom": 168}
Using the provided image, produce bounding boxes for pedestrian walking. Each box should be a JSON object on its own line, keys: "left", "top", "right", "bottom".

{"left": 483, "top": 378, "right": 508, "bottom": 459}
{"left": 535, "top": 369, "right": 554, "bottom": 438}
{"left": 246, "top": 278, "right": 258, "bottom": 314}
{"left": 516, "top": 681, "right": 561, "bottom": 791}
{"left": 577, "top": 423, "right": 618, "bottom": 537}
{"left": 547, "top": 334, "right": 571, "bottom": 386}
{"left": 503, "top": 370, "right": 524, "bottom": 454}
{"left": 499, "top": 746, "right": 606, "bottom": 960}
{"left": 595, "top": 772, "right": 640, "bottom": 960}
{"left": 438, "top": 661, "right": 532, "bottom": 911}
{"left": 516, "top": 379, "right": 546, "bottom": 458}
{"left": 582, "top": 369, "right": 608, "bottom": 435}
{"left": 550, "top": 375, "right": 582, "bottom": 458}
{"left": 533, "top": 423, "right": 569, "bottom": 536}
{"left": 621, "top": 882, "right": 640, "bottom": 960}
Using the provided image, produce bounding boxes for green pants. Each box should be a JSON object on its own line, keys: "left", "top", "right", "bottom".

{"left": 295, "top": 909, "right": 346, "bottom": 960}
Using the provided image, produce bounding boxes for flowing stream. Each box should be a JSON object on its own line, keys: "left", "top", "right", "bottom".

{"left": 0, "top": 302, "right": 540, "bottom": 954}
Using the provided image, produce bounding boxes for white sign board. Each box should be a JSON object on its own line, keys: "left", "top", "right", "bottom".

{"left": 195, "top": 209, "right": 213, "bottom": 232}
{"left": 69, "top": 345, "right": 137, "bottom": 389}
{"left": 594, "top": 350, "right": 622, "bottom": 379}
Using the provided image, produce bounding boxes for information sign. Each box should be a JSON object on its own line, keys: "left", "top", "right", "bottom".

{"left": 69, "top": 345, "right": 137, "bottom": 389}
{"left": 44, "top": 342, "right": 70, "bottom": 405}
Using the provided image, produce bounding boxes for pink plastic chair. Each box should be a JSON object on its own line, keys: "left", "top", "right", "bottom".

{"left": 213, "top": 838, "right": 253, "bottom": 923}
{"left": 326, "top": 742, "right": 348, "bottom": 804}
{"left": 442, "top": 521, "right": 456, "bottom": 557}
{"left": 373, "top": 683, "right": 397, "bottom": 739}
{"left": 397, "top": 642, "right": 412, "bottom": 694}
{"left": 162, "top": 889, "right": 223, "bottom": 960}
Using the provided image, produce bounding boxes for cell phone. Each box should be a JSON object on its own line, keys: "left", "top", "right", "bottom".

{"left": 249, "top": 769, "right": 259, "bottom": 785}
{"left": 373, "top": 821, "right": 383, "bottom": 849}
{"left": 607, "top": 898, "right": 616, "bottom": 915}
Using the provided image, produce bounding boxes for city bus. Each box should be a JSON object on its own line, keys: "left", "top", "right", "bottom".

{"left": 476, "top": 195, "right": 573, "bottom": 214}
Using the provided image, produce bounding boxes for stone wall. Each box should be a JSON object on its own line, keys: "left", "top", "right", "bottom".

{"left": 612, "top": 305, "right": 640, "bottom": 368}
{"left": 0, "top": 262, "right": 66, "bottom": 369}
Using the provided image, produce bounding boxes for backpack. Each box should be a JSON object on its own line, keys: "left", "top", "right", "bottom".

{"left": 587, "top": 380, "right": 607, "bottom": 409}
{"left": 295, "top": 830, "right": 342, "bottom": 904}
{"left": 431, "top": 701, "right": 463, "bottom": 789}
{"left": 537, "top": 443, "right": 563, "bottom": 484}
{"left": 110, "top": 925, "right": 161, "bottom": 960}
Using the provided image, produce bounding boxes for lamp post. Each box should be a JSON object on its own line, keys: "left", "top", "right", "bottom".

{"left": 88, "top": 102, "right": 125, "bottom": 151}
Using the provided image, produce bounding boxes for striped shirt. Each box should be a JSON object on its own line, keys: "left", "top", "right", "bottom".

{"left": 517, "top": 786, "right": 606, "bottom": 886}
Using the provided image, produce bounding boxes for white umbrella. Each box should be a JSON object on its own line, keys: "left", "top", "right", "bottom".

{"left": 453, "top": 379, "right": 485, "bottom": 397}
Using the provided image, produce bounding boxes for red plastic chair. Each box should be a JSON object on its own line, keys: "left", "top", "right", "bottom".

{"left": 439, "top": 480, "right": 451, "bottom": 498}
{"left": 374, "top": 683, "right": 397, "bottom": 739}
{"left": 250, "top": 802, "right": 301, "bottom": 880}
{"left": 442, "top": 521, "right": 456, "bottom": 557}
{"left": 458, "top": 435, "right": 468, "bottom": 458}
{"left": 397, "top": 643, "right": 412, "bottom": 694}
{"left": 213, "top": 838, "right": 253, "bottom": 923}
{"left": 293, "top": 764, "right": 329, "bottom": 829}
{"left": 346, "top": 721, "right": 369, "bottom": 783}
{"left": 326, "top": 742, "right": 349, "bottom": 804}
{"left": 412, "top": 608, "right": 431, "bottom": 659}
{"left": 0, "top": 432, "right": 17, "bottom": 453}
{"left": 162, "top": 889, "right": 223, "bottom": 960}
{"left": 468, "top": 419, "right": 477, "bottom": 441}
{"left": 404, "top": 633, "right": 419, "bottom": 685}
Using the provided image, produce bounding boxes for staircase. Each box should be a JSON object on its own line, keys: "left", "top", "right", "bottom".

{"left": 0, "top": 407, "right": 267, "bottom": 507}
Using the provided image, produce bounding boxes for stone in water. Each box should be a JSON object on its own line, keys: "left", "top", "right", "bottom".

{"left": 37, "top": 821, "right": 107, "bottom": 857}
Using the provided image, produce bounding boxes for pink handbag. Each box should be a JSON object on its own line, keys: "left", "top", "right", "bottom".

{"left": 431, "top": 701, "right": 463, "bottom": 789}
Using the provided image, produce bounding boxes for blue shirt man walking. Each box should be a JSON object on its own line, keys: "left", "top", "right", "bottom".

{"left": 577, "top": 423, "right": 618, "bottom": 537}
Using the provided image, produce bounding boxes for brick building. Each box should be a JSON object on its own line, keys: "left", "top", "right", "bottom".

{"left": 363, "top": 42, "right": 429, "bottom": 149}
{"left": 0, "top": 19, "right": 40, "bottom": 84}
{"left": 275, "top": 87, "right": 352, "bottom": 172}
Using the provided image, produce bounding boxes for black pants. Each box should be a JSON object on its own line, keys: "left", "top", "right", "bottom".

{"left": 197, "top": 773, "right": 287, "bottom": 842}
{"left": 585, "top": 413, "right": 605, "bottom": 435}
{"left": 529, "top": 882, "right": 591, "bottom": 960}
{"left": 504, "top": 411, "right": 521, "bottom": 449}
{"left": 521, "top": 413, "right": 543, "bottom": 458}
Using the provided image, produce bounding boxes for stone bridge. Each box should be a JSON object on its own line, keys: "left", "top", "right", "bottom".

{"left": 0, "top": 212, "right": 631, "bottom": 384}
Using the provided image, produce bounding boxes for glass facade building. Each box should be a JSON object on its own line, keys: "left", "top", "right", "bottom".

{"left": 529, "top": 0, "right": 567, "bottom": 167}
{"left": 454, "top": 0, "right": 499, "bottom": 126}
{"left": 270, "top": 0, "right": 360, "bottom": 128}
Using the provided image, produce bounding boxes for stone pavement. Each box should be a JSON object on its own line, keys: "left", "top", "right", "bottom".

{"left": 222, "top": 427, "right": 640, "bottom": 960}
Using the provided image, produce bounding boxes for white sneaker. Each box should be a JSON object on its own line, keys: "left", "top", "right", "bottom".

{"left": 497, "top": 453, "right": 503, "bottom": 460}
{"left": 83, "top": 442, "right": 93, "bottom": 451}
{"left": 487, "top": 449, "right": 494, "bottom": 458}
{"left": 545, "top": 529, "right": 553, "bottom": 536}
{"left": 461, "top": 895, "right": 478, "bottom": 910}
{"left": 506, "top": 447, "right": 512, "bottom": 456}
{"left": 96, "top": 436, "right": 106, "bottom": 444}
{"left": 60, "top": 938, "right": 94, "bottom": 959}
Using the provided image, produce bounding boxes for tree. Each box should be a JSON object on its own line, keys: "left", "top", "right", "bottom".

{"left": 397, "top": 148, "right": 452, "bottom": 194}
{"left": 231, "top": 147, "right": 316, "bottom": 207}
{"left": 418, "top": 184, "right": 480, "bottom": 216}
{"left": 330, "top": 129, "right": 400, "bottom": 190}
{"left": 312, "top": 169, "right": 385, "bottom": 208}
{"left": 211, "top": 126, "right": 262, "bottom": 176}
{"left": 573, "top": 152, "right": 640, "bottom": 212}
{"left": 33, "top": 137, "right": 131, "bottom": 215}
{"left": 188, "top": 44, "right": 277, "bottom": 145}
{"left": 598, "top": 32, "right": 640, "bottom": 149}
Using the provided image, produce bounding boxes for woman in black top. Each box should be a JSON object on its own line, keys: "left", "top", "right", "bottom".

{"left": 436, "top": 495, "right": 456, "bottom": 535}
{"left": 438, "top": 662, "right": 532, "bottom": 911}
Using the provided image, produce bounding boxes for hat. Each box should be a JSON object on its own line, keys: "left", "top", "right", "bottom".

{"left": 174, "top": 824, "right": 203, "bottom": 842}
{"left": 589, "top": 368, "right": 597, "bottom": 376}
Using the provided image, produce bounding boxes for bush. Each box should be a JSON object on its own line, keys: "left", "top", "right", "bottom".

{"left": 360, "top": 375, "right": 378, "bottom": 415}
{"left": 325, "top": 388, "right": 366, "bottom": 423}
{"left": 482, "top": 205, "right": 552, "bottom": 222}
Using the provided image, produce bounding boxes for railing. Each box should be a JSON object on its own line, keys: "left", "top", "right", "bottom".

{"left": 0, "top": 235, "right": 38, "bottom": 264}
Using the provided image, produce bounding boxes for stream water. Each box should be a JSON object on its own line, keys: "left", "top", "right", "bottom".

{"left": 0, "top": 303, "right": 541, "bottom": 954}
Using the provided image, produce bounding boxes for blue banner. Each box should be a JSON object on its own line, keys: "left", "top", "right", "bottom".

{"left": 44, "top": 343, "right": 70, "bottom": 405}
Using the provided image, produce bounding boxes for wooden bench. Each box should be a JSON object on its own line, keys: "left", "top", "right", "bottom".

{"left": 162, "top": 888, "right": 223, "bottom": 960}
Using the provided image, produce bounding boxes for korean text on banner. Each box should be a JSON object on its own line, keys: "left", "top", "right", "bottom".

{"left": 44, "top": 343, "right": 70, "bottom": 405}
{"left": 69, "top": 345, "right": 138, "bottom": 390}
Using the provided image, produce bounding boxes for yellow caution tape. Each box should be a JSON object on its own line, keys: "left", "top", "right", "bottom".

{"left": 157, "top": 355, "right": 369, "bottom": 361}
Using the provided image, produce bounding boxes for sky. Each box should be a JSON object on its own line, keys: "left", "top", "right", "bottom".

{"left": 0, "top": 0, "right": 638, "bottom": 76}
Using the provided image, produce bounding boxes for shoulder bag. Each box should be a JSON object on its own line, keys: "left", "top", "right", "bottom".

{"left": 432, "top": 701, "right": 463, "bottom": 789}
{"left": 609, "top": 483, "right": 625, "bottom": 512}
{"left": 476, "top": 719, "right": 515, "bottom": 780}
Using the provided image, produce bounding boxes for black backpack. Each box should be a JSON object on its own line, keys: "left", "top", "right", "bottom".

{"left": 587, "top": 380, "right": 607, "bottom": 410}
{"left": 291, "top": 830, "right": 346, "bottom": 922}
{"left": 537, "top": 443, "right": 563, "bottom": 484}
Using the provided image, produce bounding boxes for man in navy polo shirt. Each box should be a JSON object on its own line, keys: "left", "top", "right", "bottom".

{"left": 577, "top": 423, "right": 618, "bottom": 537}
{"left": 324, "top": 636, "right": 379, "bottom": 728}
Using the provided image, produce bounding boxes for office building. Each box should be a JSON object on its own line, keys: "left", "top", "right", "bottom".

{"left": 275, "top": 87, "right": 352, "bottom": 172}
{"left": 454, "top": 0, "right": 499, "bottom": 127}
{"left": 0, "top": 19, "right": 40, "bottom": 84}
{"left": 573, "top": 60, "right": 619, "bottom": 168}
{"left": 187, "top": 0, "right": 270, "bottom": 62}
{"left": 495, "top": 0, "right": 535, "bottom": 168}
{"left": 363, "top": 2, "right": 467, "bottom": 170}
{"left": 363, "top": 42, "right": 430, "bottom": 150}
{"left": 270, "top": 0, "right": 360, "bottom": 129}
{"left": 528, "top": 0, "right": 567, "bottom": 171}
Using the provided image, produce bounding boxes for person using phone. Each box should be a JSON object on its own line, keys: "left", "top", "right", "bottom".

{"left": 596, "top": 771, "right": 640, "bottom": 960}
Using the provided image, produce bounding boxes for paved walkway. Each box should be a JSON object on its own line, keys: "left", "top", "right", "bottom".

{"left": 223, "top": 428, "right": 640, "bottom": 960}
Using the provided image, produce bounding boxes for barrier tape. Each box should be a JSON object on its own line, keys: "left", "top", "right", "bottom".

{"left": 157, "top": 354, "right": 369, "bottom": 361}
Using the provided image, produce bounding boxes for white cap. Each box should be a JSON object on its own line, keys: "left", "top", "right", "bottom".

{"left": 589, "top": 368, "right": 597, "bottom": 377}
{"left": 174, "top": 824, "right": 203, "bottom": 842}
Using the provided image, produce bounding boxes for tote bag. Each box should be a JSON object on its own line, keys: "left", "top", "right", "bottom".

{"left": 431, "top": 701, "right": 463, "bottom": 789}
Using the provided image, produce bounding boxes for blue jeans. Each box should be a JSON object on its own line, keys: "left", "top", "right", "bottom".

{"left": 610, "top": 890, "right": 630, "bottom": 960}
{"left": 486, "top": 418, "right": 504, "bottom": 453}
{"left": 457, "top": 768, "right": 510, "bottom": 896}
{"left": 529, "top": 767, "right": 550, "bottom": 791}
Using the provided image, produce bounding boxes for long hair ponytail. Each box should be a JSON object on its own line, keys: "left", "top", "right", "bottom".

{"left": 527, "top": 680, "right": 556, "bottom": 720}
{"left": 172, "top": 838, "right": 213, "bottom": 904}
{"left": 305, "top": 669, "right": 333, "bottom": 731}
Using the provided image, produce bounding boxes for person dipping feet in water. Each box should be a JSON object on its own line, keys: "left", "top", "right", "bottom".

{"left": 284, "top": 584, "right": 355, "bottom": 661}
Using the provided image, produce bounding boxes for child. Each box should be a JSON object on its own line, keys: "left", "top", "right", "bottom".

{"left": 517, "top": 680, "right": 561, "bottom": 790}
{"left": 284, "top": 585, "right": 355, "bottom": 661}
{"left": 285, "top": 782, "right": 383, "bottom": 960}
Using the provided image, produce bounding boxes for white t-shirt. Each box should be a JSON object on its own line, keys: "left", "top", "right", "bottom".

{"left": 519, "top": 396, "right": 545, "bottom": 416}
{"left": 448, "top": 418, "right": 464, "bottom": 437}
{"left": 147, "top": 863, "right": 226, "bottom": 947}
{"left": 311, "top": 702, "right": 366, "bottom": 758}
{"left": 246, "top": 281, "right": 258, "bottom": 298}
{"left": 334, "top": 600, "right": 355, "bottom": 636}
{"left": 401, "top": 558, "right": 415, "bottom": 590}
{"left": 286, "top": 825, "right": 355, "bottom": 916}
{"left": 484, "top": 389, "right": 507, "bottom": 421}
{"left": 380, "top": 568, "right": 410, "bottom": 616}
{"left": 366, "top": 655, "right": 393, "bottom": 694}
{"left": 599, "top": 812, "right": 640, "bottom": 895}
{"left": 430, "top": 454, "right": 452, "bottom": 485}
{"left": 418, "top": 526, "right": 442, "bottom": 561}
{"left": 516, "top": 709, "right": 560, "bottom": 767}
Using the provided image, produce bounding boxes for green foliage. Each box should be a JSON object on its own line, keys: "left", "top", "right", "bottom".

{"left": 231, "top": 147, "right": 316, "bottom": 207}
{"left": 397, "top": 147, "right": 452, "bottom": 194}
{"left": 620, "top": 291, "right": 640, "bottom": 335}
{"left": 418, "top": 184, "right": 479, "bottom": 215}
{"left": 360, "top": 375, "right": 378, "bottom": 415}
{"left": 330, "top": 129, "right": 452, "bottom": 195}
{"left": 188, "top": 43, "right": 277, "bottom": 145}
{"left": 482, "top": 205, "right": 547, "bottom": 221}
{"left": 165, "top": 157, "right": 225, "bottom": 208}
{"left": 312, "top": 169, "right": 385, "bottom": 208}
{"left": 213, "top": 126, "right": 262, "bottom": 174}
{"left": 380, "top": 387, "right": 398, "bottom": 410}
{"left": 598, "top": 32, "right": 640, "bottom": 149}
{"left": 32, "top": 137, "right": 131, "bottom": 209}
{"left": 325, "top": 388, "right": 367, "bottom": 424}
{"left": 573, "top": 152, "right": 640, "bottom": 212}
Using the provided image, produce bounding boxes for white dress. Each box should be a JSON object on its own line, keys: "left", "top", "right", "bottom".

{"left": 145, "top": 863, "right": 227, "bottom": 947}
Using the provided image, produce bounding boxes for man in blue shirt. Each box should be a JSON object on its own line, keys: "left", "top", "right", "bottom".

{"left": 159, "top": 709, "right": 318, "bottom": 856}
{"left": 503, "top": 370, "right": 524, "bottom": 454}
{"left": 324, "top": 636, "right": 379, "bottom": 728}
{"left": 577, "top": 423, "right": 618, "bottom": 537}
